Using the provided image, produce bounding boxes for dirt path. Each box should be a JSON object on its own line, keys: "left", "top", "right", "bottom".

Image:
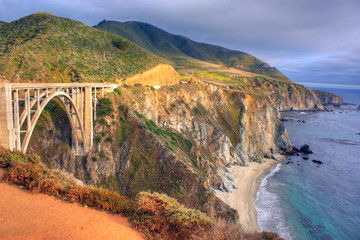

{"left": 0, "top": 169, "right": 144, "bottom": 240}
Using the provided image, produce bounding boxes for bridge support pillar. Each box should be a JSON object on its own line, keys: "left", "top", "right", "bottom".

{"left": 0, "top": 85, "right": 15, "bottom": 151}
{"left": 83, "top": 87, "right": 93, "bottom": 153}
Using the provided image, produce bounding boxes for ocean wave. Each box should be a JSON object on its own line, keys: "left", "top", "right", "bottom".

{"left": 255, "top": 164, "right": 295, "bottom": 240}
{"left": 321, "top": 138, "right": 360, "bottom": 145}
{"left": 260, "top": 163, "right": 282, "bottom": 187}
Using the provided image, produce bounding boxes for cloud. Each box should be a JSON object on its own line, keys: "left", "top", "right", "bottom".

{"left": 1, "top": 0, "right": 359, "bottom": 85}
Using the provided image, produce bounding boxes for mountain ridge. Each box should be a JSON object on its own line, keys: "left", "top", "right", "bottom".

{"left": 0, "top": 13, "right": 161, "bottom": 83}
{"left": 94, "top": 20, "right": 290, "bottom": 81}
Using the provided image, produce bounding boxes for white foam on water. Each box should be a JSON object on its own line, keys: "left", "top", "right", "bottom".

{"left": 254, "top": 163, "right": 295, "bottom": 240}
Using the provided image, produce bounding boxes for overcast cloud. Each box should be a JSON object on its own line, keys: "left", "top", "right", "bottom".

{"left": 1, "top": 0, "right": 359, "bottom": 85}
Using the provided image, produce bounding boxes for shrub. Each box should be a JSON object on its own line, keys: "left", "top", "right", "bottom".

{"left": 260, "top": 231, "right": 284, "bottom": 240}
{"left": 99, "top": 150, "right": 105, "bottom": 158}
{"left": 0, "top": 149, "right": 40, "bottom": 167}
{"left": 0, "top": 148, "right": 134, "bottom": 219}
{"left": 114, "top": 88, "right": 122, "bottom": 96}
{"left": 67, "top": 186, "right": 135, "bottom": 215}
{"left": 30, "top": 177, "right": 66, "bottom": 198}
{"left": 119, "top": 105, "right": 126, "bottom": 112}
{"left": 120, "top": 116, "right": 126, "bottom": 123}
{"left": 6, "top": 162, "right": 42, "bottom": 188}
{"left": 98, "top": 118, "right": 109, "bottom": 127}
{"left": 194, "top": 107, "right": 202, "bottom": 116}
{"left": 97, "top": 98, "right": 114, "bottom": 117}
{"left": 192, "top": 218, "right": 245, "bottom": 240}
{"left": 94, "top": 136, "right": 102, "bottom": 142}
{"left": 194, "top": 218, "right": 285, "bottom": 240}
{"left": 134, "top": 191, "right": 212, "bottom": 239}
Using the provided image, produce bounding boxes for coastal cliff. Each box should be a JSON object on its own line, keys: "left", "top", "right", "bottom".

{"left": 233, "top": 77, "right": 325, "bottom": 111}
{"left": 314, "top": 89, "right": 345, "bottom": 105}
{"left": 28, "top": 77, "right": 292, "bottom": 220}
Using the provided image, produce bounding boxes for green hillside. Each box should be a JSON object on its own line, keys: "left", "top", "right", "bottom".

{"left": 94, "top": 20, "right": 289, "bottom": 81}
{"left": 0, "top": 13, "right": 160, "bottom": 83}
{"left": 0, "top": 21, "right": 6, "bottom": 27}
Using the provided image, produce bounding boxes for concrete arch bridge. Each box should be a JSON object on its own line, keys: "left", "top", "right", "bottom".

{"left": 0, "top": 83, "right": 117, "bottom": 156}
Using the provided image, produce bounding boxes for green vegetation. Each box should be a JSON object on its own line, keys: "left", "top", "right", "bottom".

{"left": 94, "top": 136, "right": 102, "bottom": 142}
{"left": 114, "top": 88, "right": 122, "bottom": 96}
{"left": 99, "top": 150, "right": 105, "bottom": 158}
{"left": 94, "top": 20, "right": 289, "bottom": 81}
{"left": 96, "top": 98, "right": 114, "bottom": 117}
{"left": 0, "top": 13, "right": 160, "bottom": 83}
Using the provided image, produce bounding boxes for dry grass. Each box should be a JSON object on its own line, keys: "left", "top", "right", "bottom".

{"left": 30, "top": 177, "right": 66, "bottom": 197}
{"left": 133, "top": 191, "right": 212, "bottom": 240}
{"left": 0, "top": 148, "right": 284, "bottom": 240}
{"left": 207, "top": 218, "right": 246, "bottom": 240}
{"left": 67, "top": 186, "right": 135, "bottom": 215}
{"left": 6, "top": 162, "right": 43, "bottom": 187}
{"left": 192, "top": 218, "right": 284, "bottom": 240}
{"left": 0, "top": 148, "right": 133, "bottom": 216}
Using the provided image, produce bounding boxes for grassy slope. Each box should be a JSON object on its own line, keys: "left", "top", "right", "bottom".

{"left": 0, "top": 13, "right": 161, "bottom": 83}
{"left": 94, "top": 20, "right": 290, "bottom": 81}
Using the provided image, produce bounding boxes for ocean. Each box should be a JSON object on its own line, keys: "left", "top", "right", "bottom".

{"left": 254, "top": 87, "right": 360, "bottom": 240}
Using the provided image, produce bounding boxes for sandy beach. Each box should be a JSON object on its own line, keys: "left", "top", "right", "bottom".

{"left": 214, "top": 156, "right": 284, "bottom": 233}
{"left": 0, "top": 168, "right": 144, "bottom": 240}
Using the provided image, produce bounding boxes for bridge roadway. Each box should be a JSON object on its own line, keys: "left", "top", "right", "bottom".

{"left": 0, "top": 83, "right": 118, "bottom": 156}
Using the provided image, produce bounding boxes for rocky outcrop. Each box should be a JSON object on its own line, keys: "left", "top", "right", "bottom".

{"left": 122, "top": 64, "right": 180, "bottom": 86}
{"left": 313, "top": 89, "right": 345, "bottom": 105}
{"left": 83, "top": 80, "right": 290, "bottom": 219}
{"left": 268, "top": 83, "right": 324, "bottom": 111}
{"left": 29, "top": 79, "right": 291, "bottom": 220}
{"left": 239, "top": 94, "right": 291, "bottom": 161}
{"left": 235, "top": 77, "right": 325, "bottom": 111}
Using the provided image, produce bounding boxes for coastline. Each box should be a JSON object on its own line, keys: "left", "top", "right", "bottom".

{"left": 214, "top": 155, "right": 285, "bottom": 232}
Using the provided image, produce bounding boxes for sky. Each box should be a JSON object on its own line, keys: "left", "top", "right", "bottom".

{"left": 1, "top": 0, "right": 359, "bottom": 86}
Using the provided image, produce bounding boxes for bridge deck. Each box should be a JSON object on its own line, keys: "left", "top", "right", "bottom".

{"left": 0, "top": 83, "right": 119, "bottom": 90}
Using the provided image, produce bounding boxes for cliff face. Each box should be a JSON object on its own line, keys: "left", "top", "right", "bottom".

{"left": 269, "top": 86, "right": 325, "bottom": 111}
{"left": 314, "top": 89, "right": 345, "bottom": 105}
{"left": 243, "top": 78, "right": 325, "bottom": 111}
{"left": 29, "top": 79, "right": 291, "bottom": 220}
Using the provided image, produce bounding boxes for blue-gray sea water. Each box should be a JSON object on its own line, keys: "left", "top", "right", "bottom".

{"left": 254, "top": 87, "right": 360, "bottom": 240}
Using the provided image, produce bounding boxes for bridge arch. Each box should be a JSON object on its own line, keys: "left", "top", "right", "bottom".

{"left": 21, "top": 91, "right": 86, "bottom": 155}
{"left": 1, "top": 83, "right": 117, "bottom": 155}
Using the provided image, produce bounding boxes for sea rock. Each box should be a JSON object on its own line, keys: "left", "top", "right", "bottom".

{"left": 312, "top": 159, "right": 323, "bottom": 164}
{"left": 292, "top": 146, "right": 299, "bottom": 153}
{"left": 300, "top": 144, "right": 313, "bottom": 154}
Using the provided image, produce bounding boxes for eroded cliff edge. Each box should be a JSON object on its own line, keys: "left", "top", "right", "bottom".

{"left": 29, "top": 78, "right": 293, "bottom": 220}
